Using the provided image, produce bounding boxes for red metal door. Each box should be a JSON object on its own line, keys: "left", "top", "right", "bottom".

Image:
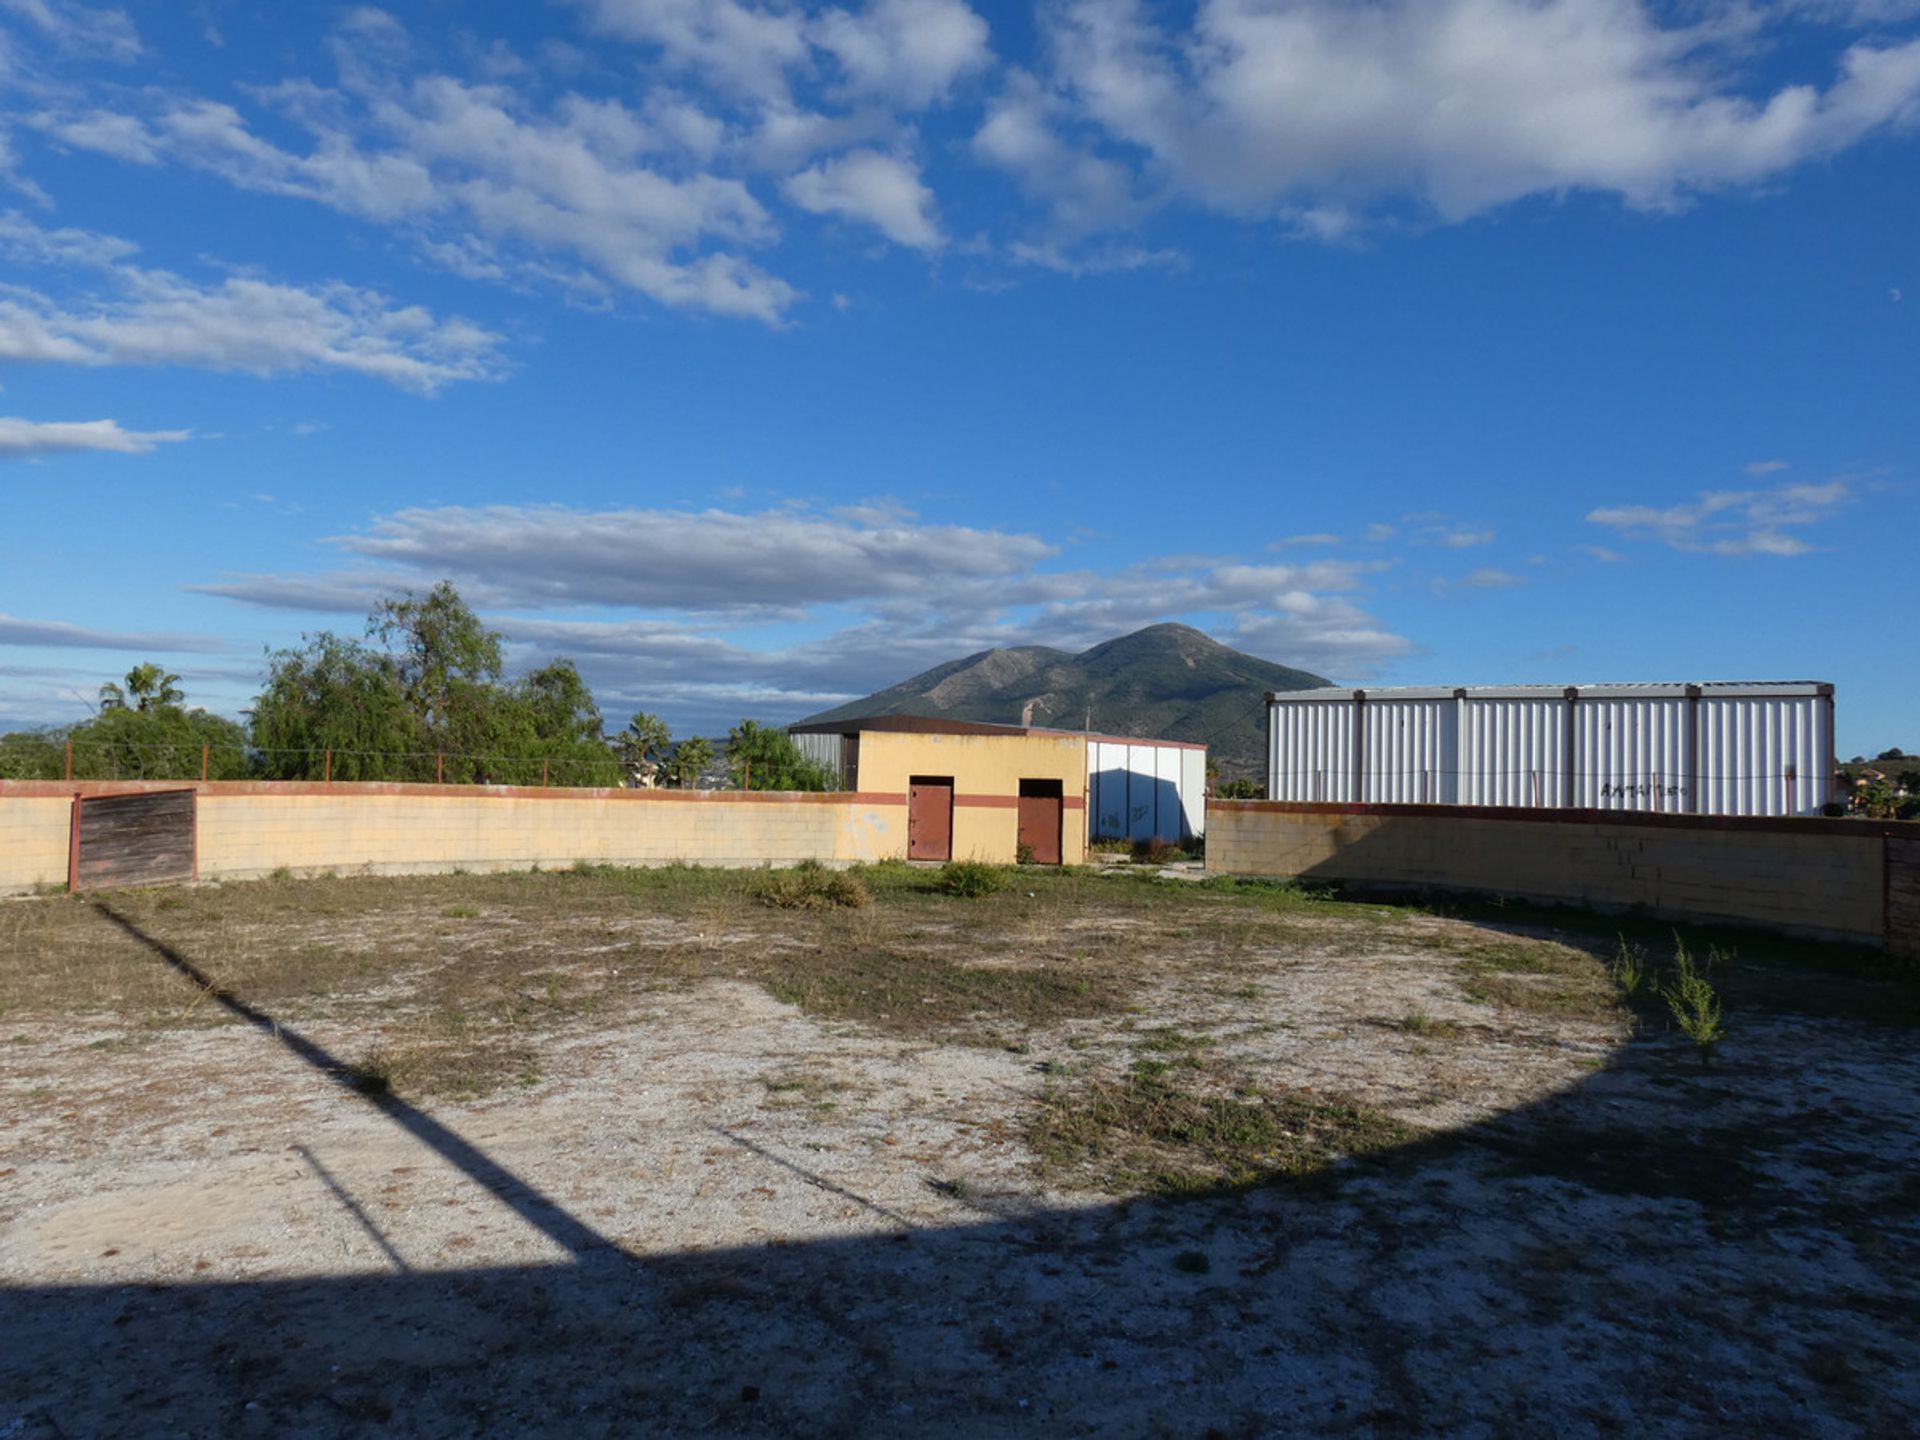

{"left": 908, "top": 776, "right": 953, "bottom": 861}
{"left": 1017, "top": 779, "right": 1063, "bottom": 865}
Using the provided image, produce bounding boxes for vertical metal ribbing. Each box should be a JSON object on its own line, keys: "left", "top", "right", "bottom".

{"left": 1352, "top": 690, "right": 1367, "bottom": 804}
{"left": 1686, "top": 685, "right": 1701, "bottom": 814}
{"left": 1563, "top": 688, "right": 1579, "bottom": 809}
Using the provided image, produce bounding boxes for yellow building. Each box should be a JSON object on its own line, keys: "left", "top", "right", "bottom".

{"left": 790, "top": 716, "right": 1089, "bottom": 865}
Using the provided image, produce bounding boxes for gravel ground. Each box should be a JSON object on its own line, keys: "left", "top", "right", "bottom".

{"left": 2, "top": 875, "right": 1916, "bottom": 1438}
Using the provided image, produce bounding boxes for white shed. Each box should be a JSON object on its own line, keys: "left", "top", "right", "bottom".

{"left": 1266, "top": 683, "right": 1835, "bottom": 818}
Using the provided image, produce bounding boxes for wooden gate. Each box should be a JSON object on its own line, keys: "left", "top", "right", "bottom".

{"left": 70, "top": 789, "right": 197, "bottom": 892}
{"left": 1017, "top": 779, "right": 1063, "bottom": 865}
{"left": 908, "top": 776, "right": 953, "bottom": 861}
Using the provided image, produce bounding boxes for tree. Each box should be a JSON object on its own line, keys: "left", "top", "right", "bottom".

{"left": 250, "top": 632, "right": 420, "bottom": 781}
{"left": 69, "top": 702, "right": 249, "bottom": 780}
{"left": 0, "top": 727, "right": 69, "bottom": 780}
{"left": 668, "top": 735, "right": 715, "bottom": 789}
{"left": 510, "top": 661, "right": 622, "bottom": 785}
{"left": 613, "top": 712, "right": 672, "bottom": 786}
{"left": 1877, "top": 747, "right": 1907, "bottom": 762}
{"left": 98, "top": 663, "right": 186, "bottom": 713}
{"left": 248, "top": 582, "right": 621, "bottom": 784}
{"left": 725, "top": 719, "right": 833, "bottom": 792}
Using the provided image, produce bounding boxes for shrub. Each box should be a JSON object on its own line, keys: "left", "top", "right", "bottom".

{"left": 1661, "top": 938, "right": 1726, "bottom": 1063}
{"left": 759, "top": 860, "right": 871, "bottom": 910}
{"left": 938, "top": 859, "right": 1003, "bottom": 898}
{"left": 1610, "top": 936, "right": 1651, "bottom": 1000}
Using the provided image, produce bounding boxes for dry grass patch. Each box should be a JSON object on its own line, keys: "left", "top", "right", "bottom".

{"left": 1028, "top": 1060, "right": 1410, "bottom": 1195}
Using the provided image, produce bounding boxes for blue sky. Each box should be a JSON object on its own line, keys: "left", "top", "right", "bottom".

{"left": 0, "top": 0, "right": 1914, "bottom": 754}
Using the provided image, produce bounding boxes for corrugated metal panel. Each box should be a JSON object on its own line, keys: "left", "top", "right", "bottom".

{"left": 1090, "top": 741, "right": 1127, "bottom": 839}
{"left": 791, "top": 731, "right": 848, "bottom": 784}
{"left": 1269, "top": 683, "right": 1834, "bottom": 817}
{"left": 1268, "top": 698, "right": 1355, "bottom": 802}
{"left": 1155, "top": 745, "right": 1183, "bottom": 839}
{"left": 1459, "top": 694, "right": 1565, "bottom": 807}
{"left": 1086, "top": 739, "right": 1208, "bottom": 842}
{"left": 1179, "top": 749, "right": 1207, "bottom": 838}
{"left": 1573, "top": 695, "right": 1689, "bottom": 811}
{"left": 1127, "top": 745, "right": 1158, "bottom": 841}
{"left": 1360, "top": 698, "right": 1455, "bottom": 804}
{"left": 1698, "top": 693, "right": 1832, "bottom": 817}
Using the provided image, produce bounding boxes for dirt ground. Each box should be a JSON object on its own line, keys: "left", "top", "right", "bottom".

{"left": 1, "top": 864, "right": 1916, "bottom": 1437}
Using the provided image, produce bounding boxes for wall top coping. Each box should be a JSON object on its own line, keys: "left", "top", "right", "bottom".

{"left": 1209, "top": 799, "right": 1907, "bottom": 840}
{"left": 0, "top": 780, "right": 908, "bottom": 805}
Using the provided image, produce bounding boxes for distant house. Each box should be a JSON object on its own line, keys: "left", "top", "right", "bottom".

{"left": 787, "top": 715, "right": 1205, "bottom": 864}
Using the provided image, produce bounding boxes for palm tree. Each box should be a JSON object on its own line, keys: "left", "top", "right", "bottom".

{"left": 99, "top": 663, "right": 186, "bottom": 713}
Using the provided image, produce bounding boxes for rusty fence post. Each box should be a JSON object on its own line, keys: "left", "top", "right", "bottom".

{"left": 437, "top": 751, "right": 445, "bottom": 785}
{"left": 324, "top": 749, "right": 332, "bottom": 785}
{"left": 64, "top": 740, "right": 73, "bottom": 782}
{"left": 542, "top": 757, "right": 550, "bottom": 788}
{"left": 201, "top": 744, "right": 210, "bottom": 782}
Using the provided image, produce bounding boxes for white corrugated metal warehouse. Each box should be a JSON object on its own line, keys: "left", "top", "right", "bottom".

{"left": 1266, "top": 683, "right": 1835, "bottom": 817}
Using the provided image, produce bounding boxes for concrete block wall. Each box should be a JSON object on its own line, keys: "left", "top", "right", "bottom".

{"left": 0, "top": 794, "right": 71, "bottom": 892}
{"left": 1211, "top": 801, "right": 1896, "bottom": 948}
{"left": 0, "top": 781, "right": 911, "bottom": 891}
{"left": 1888, "top": 838, "right": 1920, "bottom": 964}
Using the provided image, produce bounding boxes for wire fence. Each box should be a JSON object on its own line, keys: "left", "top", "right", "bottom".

{"left": 0, "top": 738, "right": 648, "bottom": 789}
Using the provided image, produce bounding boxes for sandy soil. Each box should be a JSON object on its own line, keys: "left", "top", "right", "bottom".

{"left": 2, "top": 898, "right": 1916, "bottom": 1437}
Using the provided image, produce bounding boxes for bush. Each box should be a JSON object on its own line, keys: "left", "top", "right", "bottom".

{"left": 759, "top": 860, "right": 870, "bottom": 910}
{"left": 1661, "top": 938, "right": 1727, "bottom": 1063}
{"left": 938, "top": 859, "right": 1003, "bottom": 898}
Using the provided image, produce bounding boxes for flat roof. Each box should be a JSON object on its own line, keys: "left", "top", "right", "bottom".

{"left": 789, "top": 714, "right": 1205, "bottom": 750}
{"left": 1268, "top": 682, "right": 1833, "bottom": 702}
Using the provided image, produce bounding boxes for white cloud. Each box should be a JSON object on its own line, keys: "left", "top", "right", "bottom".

{"left": 0, "top": 613, "right": 223, "bottom": 652}
{"left": 1577, "top": 544, "right": 1626, "bottom": 563}
{"left": 201, "top": 504, "right": 1057, "bottom": 614}
{"left": 0, "top": 214, "right": 505, "bottom": 391}
{"left": 784, "top": 148, "right": 943, "bottom": 247}
{"left": 0, "top": 0, "right": 140, "bottom": 63}
{"left": 1745, "top": 458, "right": 1790, "bottom": 476}
{"left": 0, "top": 415, "right": 189, "bottom": 457}
{"left": 569, "top": 0, "right": 991, "bottom": 110}
{"left": 811, "top": 0, "right": 993, "bottom": 107}
{"left": 568, "top": 0, "right": 810, "bottom": 101}
{"left": 1270, "top": 533, "right": 1341, "bottom": 549}
{"left": 973, "top": 69, "right": 1143, "bottom": 236}
{"left": 1587, "top": 479, "right": 1853, "bottom": 556}
{"left": 1031, "top": 0, "right": 1920, "bottom": 233}
{"left": 191, "top": 501, "right": 1413, "bottom": 697}
{"left": 1456, "top": 567, "right": 1528, "bottom": 589}
{"left": 30, "top": 30, "right": 805, "bottom": 322}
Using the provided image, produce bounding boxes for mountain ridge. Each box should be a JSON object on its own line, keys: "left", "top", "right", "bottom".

{"left": 797, "top": 623, "right": 1331, "bottom": 779}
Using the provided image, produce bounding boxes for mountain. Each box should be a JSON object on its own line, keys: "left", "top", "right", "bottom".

{"left": 797, "top": 624, "right": 1331, "bottom": 780}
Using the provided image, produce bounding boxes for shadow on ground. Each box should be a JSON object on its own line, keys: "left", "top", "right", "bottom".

{"left": 3, "top": 906, "right": 1917, "bottom": 1438}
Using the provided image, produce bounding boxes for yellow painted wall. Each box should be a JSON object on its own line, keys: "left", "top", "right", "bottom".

{"left": 855, "top": 730, "right": 1087, "bottom": 864}
{"left": 0, "top": 796, "right": 70, "bottom": 892}
{"left": 196, "top": 792, "right": 907, "bottom": 879}
{"left": 1210, "top": 802, "right": 1887, "bottom": 946}
{"left": 0, "top": 783, "right": 909, "bottom": 891}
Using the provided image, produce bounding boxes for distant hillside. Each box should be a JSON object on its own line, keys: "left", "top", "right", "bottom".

{"left": 798, "top": 624, "right": 1330, "bottom": 780}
